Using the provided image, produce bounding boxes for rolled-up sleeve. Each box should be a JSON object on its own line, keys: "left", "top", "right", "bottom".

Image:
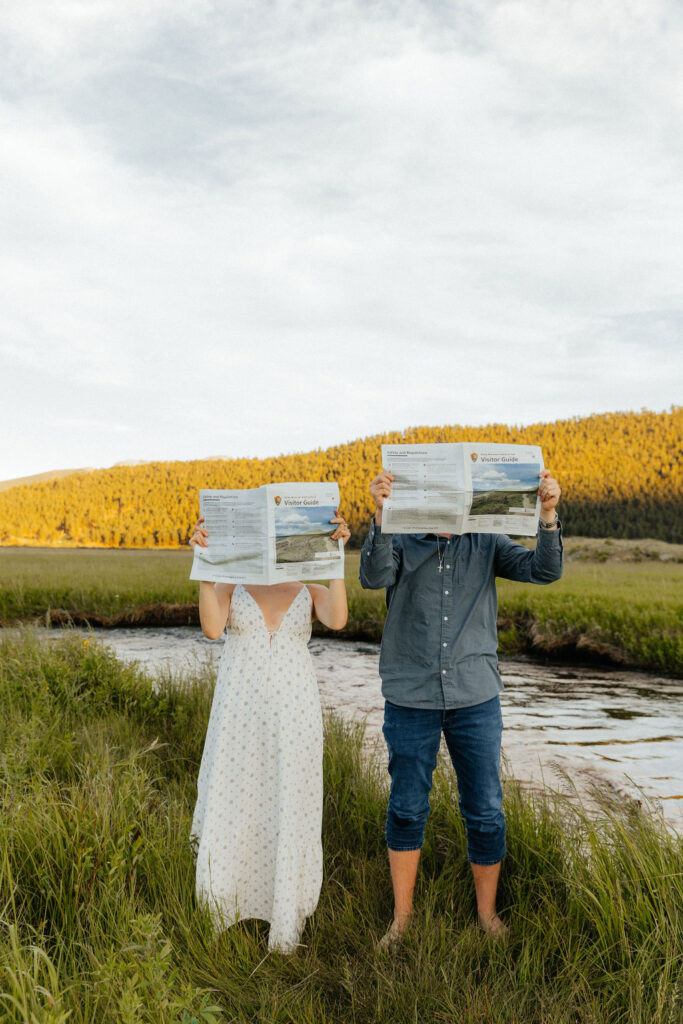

{"left": 494, "top": 524, "right": 564, "bottom": 584}
{"left": 359, "top": 519, "right": 401, "bottom": 589}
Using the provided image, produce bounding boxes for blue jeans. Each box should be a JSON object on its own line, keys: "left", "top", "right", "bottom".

{"left": 382, "top": 696, "right": 505, "bottom": 866}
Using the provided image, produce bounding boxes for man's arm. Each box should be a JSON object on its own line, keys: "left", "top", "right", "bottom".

{"left": 494, "top": 470, "right": 563, "bottom": 584}
{"left": 494, "top": 529, "right": 563, "bottom": 583}
{"left": 359, "top": 470, "right": 401, "bottom": 589}
{"left": 359, "top": 518, "right": 401, "bottom": 589}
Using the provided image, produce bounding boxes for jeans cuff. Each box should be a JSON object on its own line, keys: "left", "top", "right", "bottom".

{"left": 387, "top": 843, "right": 424, "bottom": 852}
{"left": 468, "top": 853, "right": 506, "bottom": 866}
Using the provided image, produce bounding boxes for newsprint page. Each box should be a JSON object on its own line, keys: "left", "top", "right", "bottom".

{"left": 189, "top": 482, "right": 344, "bottom": 584}
{"left": 381, "top": 443, "right": 544, "bottom": 537}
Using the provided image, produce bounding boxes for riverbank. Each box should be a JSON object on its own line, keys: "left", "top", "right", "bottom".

{"left": 70, "top": 625, "right": 683, "bottom": 828}
{"left": 0, "top": 628, "right": 680, "bottom": 1023}
{"left": 1, "top": 541, "right": 681, "bottom": 674}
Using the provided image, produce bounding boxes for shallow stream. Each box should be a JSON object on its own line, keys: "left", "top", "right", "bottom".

{"left": 80, "top": 626, "right": 683, "bottom": 830}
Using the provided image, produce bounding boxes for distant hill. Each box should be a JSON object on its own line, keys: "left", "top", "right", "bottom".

{"left": 0, "top": 468, "right": 93, "bottom": 493}
{"left": 0, "top": 460, "right": 156, "bottom": 493}
{"left": 110, "top": 460, "right": 156, "bottom": 468}
{"left": 0, "top": 408, "right": 680, "bottom": 546}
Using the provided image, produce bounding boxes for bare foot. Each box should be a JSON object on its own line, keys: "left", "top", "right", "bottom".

{"left": 477, "top": 911, "right": 508, "bottom": 939}
{"left": 377, "top": 913, "right": 412, "bottom": 952}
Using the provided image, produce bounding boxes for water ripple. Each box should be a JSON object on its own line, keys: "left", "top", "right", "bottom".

{"left": 85, "top": 626, "right": 683, "bottom": 830}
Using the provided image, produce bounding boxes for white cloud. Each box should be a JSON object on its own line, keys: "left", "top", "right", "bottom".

{"left": 274, "top": 505, "right": 334, "bottom": 535}
{"left": 472, "top": 464, "right": 540, "bottom": 490}
{"left": 0, "top": 0, "right": 681, "bottom": 479}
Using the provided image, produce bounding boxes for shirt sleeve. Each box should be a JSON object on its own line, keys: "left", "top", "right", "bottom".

{"left": 494, "top": 523, "right": 564, "bottom": 584}
{"left": 359, "top": 518, "right": 401, "bottom": 589}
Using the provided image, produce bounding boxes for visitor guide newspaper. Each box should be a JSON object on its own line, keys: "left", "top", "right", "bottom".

{"left": 381, "top": 443, "right": 544, "bottom": 536}
{"left": 189, "top": 482, "right": 344, "bottom": 584}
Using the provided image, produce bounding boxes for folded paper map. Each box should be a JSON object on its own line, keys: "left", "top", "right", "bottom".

{"left": 381, "top": 443, "right": 544, "bottom": 536}
{"left": 190, "top": 482, "right": 344, "bottom": 584}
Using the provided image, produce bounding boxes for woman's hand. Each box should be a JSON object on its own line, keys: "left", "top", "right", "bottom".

{"left": 189, "top": 516, "right": 209, "bottom": 548}
{"left": 330, "top": 511, "right": 351, "bottom": 545}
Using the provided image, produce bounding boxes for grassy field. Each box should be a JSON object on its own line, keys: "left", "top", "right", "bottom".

{"left": 0, "top": 628, "right": 680, "bottom": 1024}
{"left": 0, "top": 539, "right": 681, "bottom": 674}
{"left": 0, "top": 547, "right": 197, "bottom": 618}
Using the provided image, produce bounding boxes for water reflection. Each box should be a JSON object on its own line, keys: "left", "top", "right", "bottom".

{"left": 87, "top": 626, "right": 683, "bottom": 829}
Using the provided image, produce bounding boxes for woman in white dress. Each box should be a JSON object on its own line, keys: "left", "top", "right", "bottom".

{"left": 188, "top": 512, "right": 350, "bottom": 953}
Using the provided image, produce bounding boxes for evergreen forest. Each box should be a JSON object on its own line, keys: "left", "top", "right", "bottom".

{"left": 1, "top": 408, "right": 680, "bottom": 547}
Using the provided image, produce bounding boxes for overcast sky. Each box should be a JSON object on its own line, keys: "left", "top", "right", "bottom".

{"left": 1, "top": 0, "right": 681, "bottom": 481}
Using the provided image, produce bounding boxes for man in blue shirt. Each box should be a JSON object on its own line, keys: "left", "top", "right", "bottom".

{"left": 360, "top": 467, "right": 563, "bottom": 947}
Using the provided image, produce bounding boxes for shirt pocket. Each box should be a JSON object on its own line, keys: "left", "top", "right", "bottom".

{"left": 456, "top": 549, "right": 491, "bottom": 588}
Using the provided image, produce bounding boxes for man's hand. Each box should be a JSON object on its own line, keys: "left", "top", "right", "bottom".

{"left": 538, "top": 470, "right": 561, "bottom": 517}
{"left": 370, "top": 471, "right": 394, "bottom": 525}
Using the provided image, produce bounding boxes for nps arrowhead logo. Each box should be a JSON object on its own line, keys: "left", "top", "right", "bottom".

{"left": 470, "top": 453, "right": 478, "bottom": 462}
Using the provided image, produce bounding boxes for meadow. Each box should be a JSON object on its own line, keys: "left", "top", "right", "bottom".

{"left": 0, "top": 539, "right": 681, "bottom": 674}
{"left": 0, "top": 628, "right": 680, "bottom": 1024}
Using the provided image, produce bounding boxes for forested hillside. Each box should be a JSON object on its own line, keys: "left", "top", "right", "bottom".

{"left": 1, "top": 408, "right": 680, "bottom": 546}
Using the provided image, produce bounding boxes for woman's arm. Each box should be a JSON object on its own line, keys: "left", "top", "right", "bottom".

{"left": 190, "top": 516, "right": 233, "bottom": 639}
{"left": 308, "top": 578, "right": 348, "bottom": 630}
{"left": 198, "top": 581, "right": 233, "bottom": 639}
{"left": 308, "top": 510, "right": 350, "bottom": 630}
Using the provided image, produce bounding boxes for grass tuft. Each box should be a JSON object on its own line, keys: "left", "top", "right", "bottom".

{"left": 0, "top": 629, "right": 680, "bottom": 1022}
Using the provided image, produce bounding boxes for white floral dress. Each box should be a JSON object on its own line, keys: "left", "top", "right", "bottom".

{"left": 191, "top": 584, "right": 323, "bottom": 953}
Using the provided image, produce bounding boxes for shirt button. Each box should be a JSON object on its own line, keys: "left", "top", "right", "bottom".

{"left": 442, "top": 669, "right": 446, "bottom": 675}
{"left": 446, "top": 564, "right": 451, "bottom": 569}
{"left": 442, "top": 642, "right": 448, "bottom": 647}
{"left": 443, "top": 616, "right": 448, "bottom": 621}
{"left": 444, "top": 590, "right": 449, "bottom": 595}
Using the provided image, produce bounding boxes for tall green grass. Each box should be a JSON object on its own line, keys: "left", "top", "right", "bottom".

{"left": 0, "top": 629, "right": 681, "bottom": 1023}
{"left": 494, "top": 562, "right": 683, "bottom": 674}
{"left": 0, "top": 543, "right": 681, "bottom": 672}
{"left": 0, "top": 548, "right": 197, "bottom": 622}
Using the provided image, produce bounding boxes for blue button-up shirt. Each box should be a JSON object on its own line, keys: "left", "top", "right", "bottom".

{"left": 359, "top": 521, "right": 563, "bottom": 709}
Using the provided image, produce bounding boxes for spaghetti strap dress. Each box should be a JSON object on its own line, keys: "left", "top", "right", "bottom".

{"left": 190, "top": 584, "right": 323, "bottom": 953}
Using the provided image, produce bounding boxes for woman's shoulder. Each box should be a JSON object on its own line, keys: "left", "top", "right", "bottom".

{"left": 305, "top": 583, "right": 327, "bottom": 599}
{"left": 215, "top": 582, "right": 238, "bottom": 596}
{"left": 305, "top": 584, "right": 325, "bottom": 615}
